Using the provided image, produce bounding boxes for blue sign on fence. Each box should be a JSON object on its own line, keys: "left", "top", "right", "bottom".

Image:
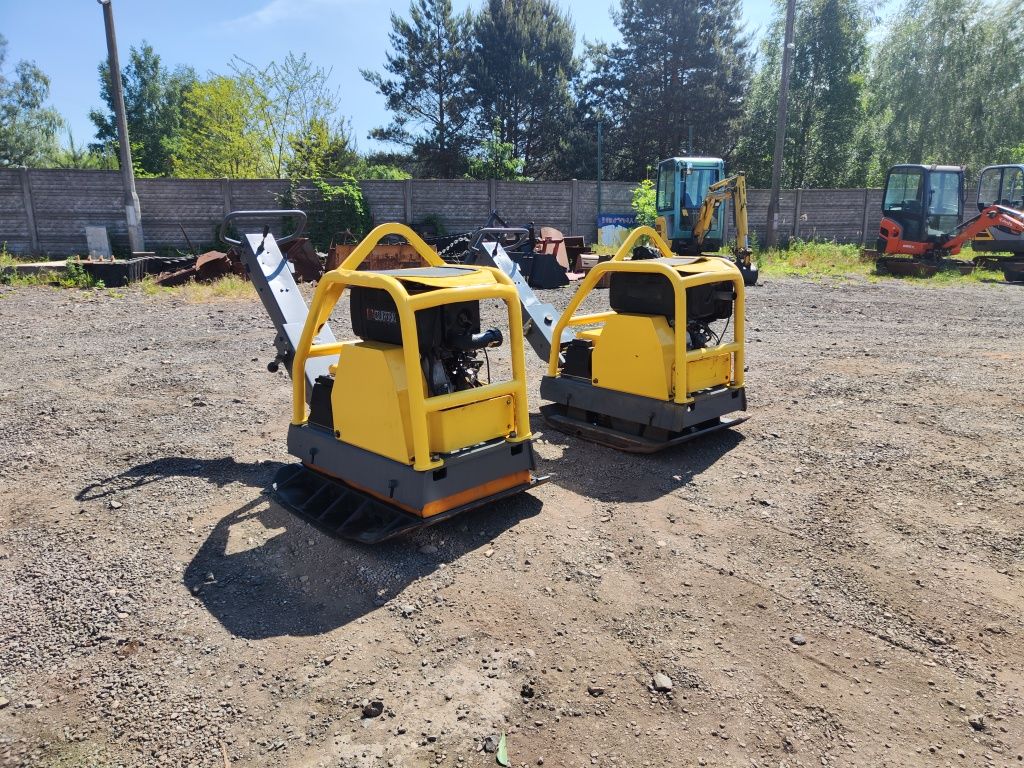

{"left": 596, "top": 213, "right": 637, "bottom": 228}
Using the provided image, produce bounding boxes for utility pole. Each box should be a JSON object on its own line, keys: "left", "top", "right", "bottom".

{"left": 98, "top": 0, "right": 144, "bottom": 254}
{"left": 765, "top": 0, "right": 796, "bottom": 249}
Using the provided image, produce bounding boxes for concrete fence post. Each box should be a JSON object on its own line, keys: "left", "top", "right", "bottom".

{"left": 569, "top": 179, "right": 578, "bottom": 236}
{"left": 860, "top": 188, "right": 871, "bottom": 245}
{"left": 19, "top": 167, "right": 40, "bottom": 254}
{"left": 488, "top": 179, "right": 497, "bottom": 214}
{"left": 220, "top": 178, "right": 232, "bottom": 217}
{"left": 403, "top": 179, "right": 413, "bottom": 224}
{"left": 793, "top": 188, "right": 803, "bottom": 240}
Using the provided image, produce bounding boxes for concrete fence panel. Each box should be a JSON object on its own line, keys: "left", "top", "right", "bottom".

{"left": 0, "top": 168, "right": 986, "bottom": 257}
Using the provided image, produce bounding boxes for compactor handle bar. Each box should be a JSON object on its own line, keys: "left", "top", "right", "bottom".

{"left": 220, "top": 209, "right": 308, "bottom": 247}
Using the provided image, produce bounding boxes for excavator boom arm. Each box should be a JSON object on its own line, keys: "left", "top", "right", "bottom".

{"left": 942, "top": 205, "right": 1024, "bottom": 254}
{"left": 694, "top": 173, "right": 749, "bottom": 257}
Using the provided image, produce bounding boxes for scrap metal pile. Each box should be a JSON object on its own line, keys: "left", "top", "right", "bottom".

{"left": 148, "top": 210, "right": 594, "bottom": 289}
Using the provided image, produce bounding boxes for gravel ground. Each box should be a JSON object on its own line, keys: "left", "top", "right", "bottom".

{"left": 0, "top": 274, "right": 1022, "bottom": 768}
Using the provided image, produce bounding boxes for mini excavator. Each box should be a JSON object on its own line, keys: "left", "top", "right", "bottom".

{"left": 230, "top": 213, "right": 748, "bottom": 542}
{"left": 876, "top": 163, "right": 1024, "bottom": 275}
{"left": 224, "top": 211, "right": 544, "bottom": 544}
{"left": 970, "top": 164, "right": 1024, "bottom": 282}
{"left": 653, "top": 157, "right": 757, "bottom": 285}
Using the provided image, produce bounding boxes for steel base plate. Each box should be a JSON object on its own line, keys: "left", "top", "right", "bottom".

{"left": 541, "top": 403, "right": 750, "bottom": 454}
{"left": 269, "top": 463, "right": 547, "bottom": 544}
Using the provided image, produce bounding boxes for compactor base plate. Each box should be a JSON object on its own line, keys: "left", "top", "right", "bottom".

{"left": 541, "top": 403, "right": 749, "bottom": 454}
{"left": 269, "top": 463, "right": 544, "bottom": 544}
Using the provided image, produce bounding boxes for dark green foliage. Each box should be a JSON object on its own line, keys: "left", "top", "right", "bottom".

{"left": 362, "top": 0, "right": 475, "bottom": 178}
{"left": 89, "top": 42, "right": 196, "bottom": 177}
{"left": 417, "top": 213, "right": 447, "bottom": 234}
{"left": 469, "top": 0, "right": 578, "bottom": 178}
{"left": 53, "top": 0, "right": 1024, "bottom": 186}
{"left": 736, "top": 0, "right": 869, "bottom": 188}
{"left": 591, "top": 0, "right": 751, "bottom": 180}
{"left": 287, "top": 177, "right": 373, "bottom": 250}
{"left": 0, "top": 35, "right": 62, "bottom": 167}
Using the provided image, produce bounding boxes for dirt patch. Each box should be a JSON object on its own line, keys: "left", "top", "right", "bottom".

{"left": 1, "top": 276, "right": 1022, "bottom": 767}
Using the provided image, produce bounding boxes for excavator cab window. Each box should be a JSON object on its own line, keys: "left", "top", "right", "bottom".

{"left": 883, "top": 169, "right": 923, "bottom": 211}
{"left": 925, "top": 171, "right": 962, "bottom": 237}
{"left": 1004, "top": 167, "right": 1023, "bottom": 208}
{"left": 977, "top": 165, "right": 1024, "bottom": 211}
{"left": 682, "top": 168, "right": 719, "bottom": 210}
{"left": 883, "top": 168, "right": 925, "bottom": 241}
{"left": 883, "top": 167, "right": 962, "bottom": 242}
{"left": 979, "top": 167, "right": 1003, "bottom": 207}
{"left": 656, "top": 161, "right": 675, "bottom": 212}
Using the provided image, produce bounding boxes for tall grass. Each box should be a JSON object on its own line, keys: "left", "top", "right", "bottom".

{"left": 756, "top": 239, "right": 1002, "bottom": 285}
{"left": 141, "top": 273, "right": 253, "bottom": 302}
{"left": 758, "top": 240, "right": 872, "bottom": 280}
{"left": 0, "top": 250, "right": 104, "bottom": 289}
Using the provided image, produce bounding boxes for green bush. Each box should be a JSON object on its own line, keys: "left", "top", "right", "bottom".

{"left": 631, "top": 178, "right": 656, "bottom": 227}
{"left": 60, "top": 259, "right": 104, "bottom": 289}
{"left": 284, "top": 176, "right": 373, "bottom": 250}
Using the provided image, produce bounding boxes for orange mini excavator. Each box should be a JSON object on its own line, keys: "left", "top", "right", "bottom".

{"left": 876, "top": 163, "right": 1024, "bottom": 275}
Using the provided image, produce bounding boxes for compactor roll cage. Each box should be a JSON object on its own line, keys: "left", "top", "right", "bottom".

{"left": 291, "top": 222, "right": 532, "bottom": 472}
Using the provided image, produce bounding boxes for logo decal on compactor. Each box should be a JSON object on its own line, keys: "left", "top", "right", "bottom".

{"left": 365, "top": 307, "right": 398, "bottom": 324}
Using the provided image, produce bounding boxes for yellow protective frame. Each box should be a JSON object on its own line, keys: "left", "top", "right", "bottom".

{"left": 547, "top": 226, "right": 745, "bottom": 404}
{"left": 291, "top": 222, "right": 532, "bottom": 471}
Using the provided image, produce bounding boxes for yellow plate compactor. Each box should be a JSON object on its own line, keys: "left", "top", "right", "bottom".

{"left": 223, "top": 211, "right": 545, "bottom": 544}
{"left": 539, "top": 226, "right": 748, "bottom": 452}
{"left": 465, "top": 225, "right": 749, "bottom": 453}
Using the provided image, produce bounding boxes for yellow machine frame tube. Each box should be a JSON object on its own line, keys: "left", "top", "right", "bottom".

{"left": 547, "top": 226, "right": 745, "bottom": 402}
{"left": 290, "top": 223, "right": 531, "bottom": 472}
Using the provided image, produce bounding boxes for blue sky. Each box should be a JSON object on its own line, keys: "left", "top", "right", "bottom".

{"left": 1, "top": 0, "right": 777, "bottom": 153}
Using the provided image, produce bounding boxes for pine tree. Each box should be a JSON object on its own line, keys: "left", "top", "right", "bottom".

{"left": 594, "top": 0, "right": 751, "bottom": 180}
{"left": 362, "top": 0, "right": 475, "bottom": 178}
{"left": 469, "top": 0, "right": 578, "bottom": 178}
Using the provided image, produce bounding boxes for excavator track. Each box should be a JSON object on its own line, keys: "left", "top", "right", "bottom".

{"left": 875, "top": 256, "right": 973, "bottom": 278}
{"left": 269, "top": 463, "right": 543, "bottom": 545}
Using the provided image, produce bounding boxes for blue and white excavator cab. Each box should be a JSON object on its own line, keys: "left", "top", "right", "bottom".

{"left": 654, "top": 157, "right": 726, "bottom": 253}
